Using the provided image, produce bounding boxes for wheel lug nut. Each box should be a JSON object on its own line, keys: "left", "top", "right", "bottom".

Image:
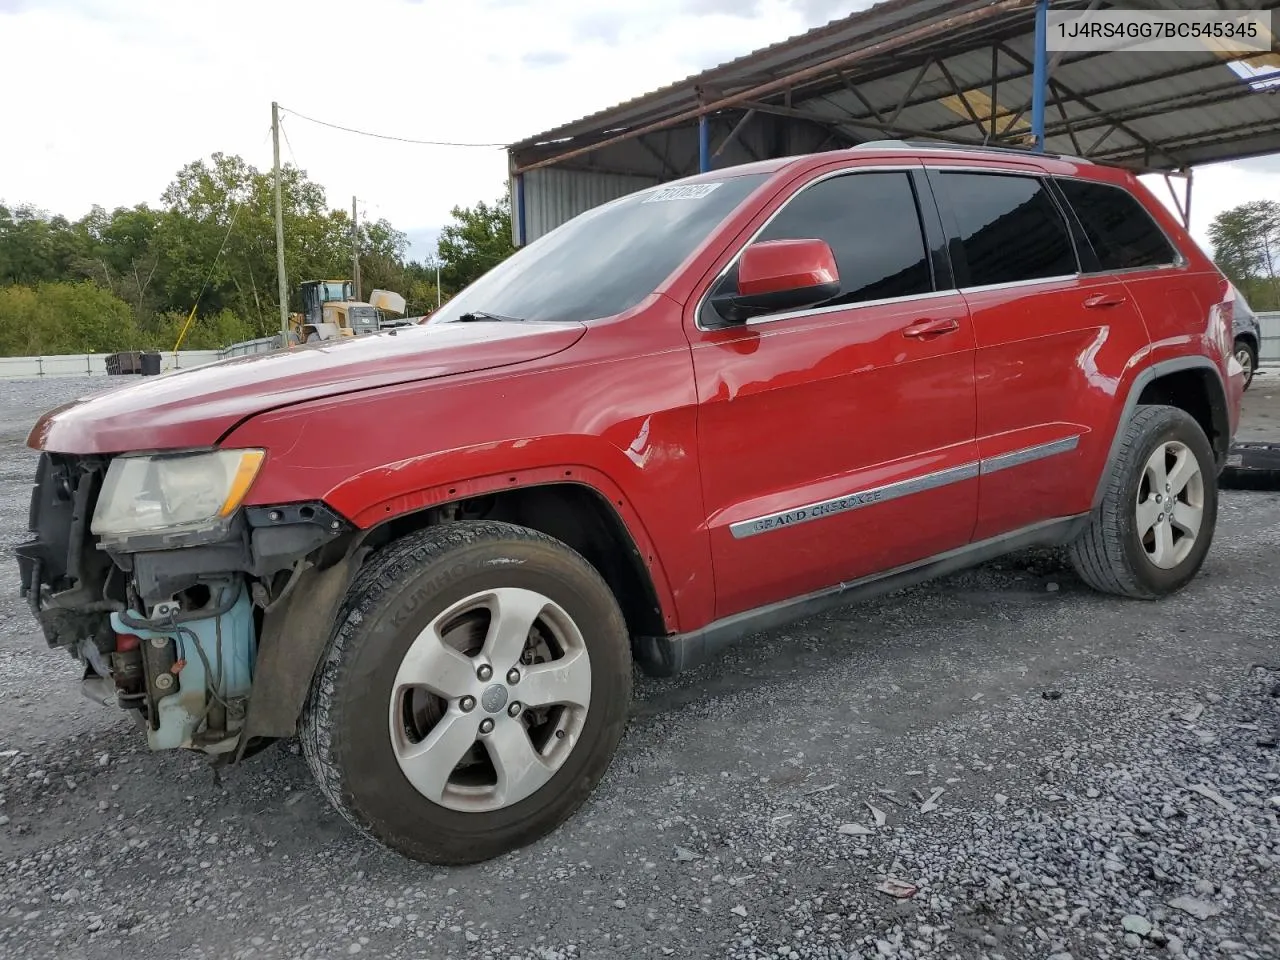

{"left": 507, "top": 668, "right": 520, "bottom": 684}
{"left": 459, "top": 696, "right": 476, "bottom": 712}
{"left": 508, "top": 701, "right": 522, "bottom": 717}
{"left": 476, "top": 664, "right": 493, "bottom": 682}
{"left": 479, "top": 718, "right": 494, "bottom": 734}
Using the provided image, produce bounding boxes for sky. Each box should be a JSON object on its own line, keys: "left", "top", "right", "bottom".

{"left": 1, "top": 0, "right": 1276, "bottom": 262}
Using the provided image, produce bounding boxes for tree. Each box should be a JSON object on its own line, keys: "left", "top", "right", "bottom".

{"left": 0, "top": 204, "right": 90, "bottom": 286}
{"left": 73, "top": 204, "right": 162, "bottom": 316}
{"left": 436, "top": 187, "right": 515, "bottom": 291}
{"left": 1208, "top": 199, "right": 1280, "bottom": 309}
{"left": 154, "top": 152, "right": 354, "bottom": 335}
{"left": 0, "top": 281, "right": 142, "bottom": 356}
{"left": 0, "top": 153, "right": 515, "bottom": 354}
{"left": 355, "top": 216, "right": 411, "bottom": 300}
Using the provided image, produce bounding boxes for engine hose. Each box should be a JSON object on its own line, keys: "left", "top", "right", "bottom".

{"left": 118, "top": 585, "right": 240, "bottom": 737}
{"left": 116, "top": 580, "right": 240, "bottom": 631}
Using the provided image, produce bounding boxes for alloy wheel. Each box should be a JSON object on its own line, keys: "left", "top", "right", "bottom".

{"left": 1135, "top": 440, "right": 1204, "bottom": 570}
{"left": 1235, "top": 345, "right": 1254, "bottom": 383}
{"left": 388, "top": 587, "right": 591, "bottom": 812}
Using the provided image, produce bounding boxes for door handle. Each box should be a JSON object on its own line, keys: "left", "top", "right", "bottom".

{"left": 902, "top": 317, "right": 960, "bottom": 338}
{"left": 1083, "top": 292, "right": 1127, "bottom": 309}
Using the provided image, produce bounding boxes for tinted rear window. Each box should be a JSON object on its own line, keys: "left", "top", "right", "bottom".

{"left": 1054, "top": 178, "right": 1178, "bottom": 272}
{"left": 937, "top": 172, "right": 1078, "bottom": 287}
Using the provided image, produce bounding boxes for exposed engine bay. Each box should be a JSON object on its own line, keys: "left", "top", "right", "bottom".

{"left": 15, "top": 451, "right": 354, "bottom": 757}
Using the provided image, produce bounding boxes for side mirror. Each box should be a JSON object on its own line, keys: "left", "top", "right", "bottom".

{"left": 711, "top": 238, "right": 840, "bottom": 324}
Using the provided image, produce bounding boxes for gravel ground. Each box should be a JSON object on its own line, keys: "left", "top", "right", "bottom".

{"left": 0, "top": 375, "right": 1277, "bottom": 960}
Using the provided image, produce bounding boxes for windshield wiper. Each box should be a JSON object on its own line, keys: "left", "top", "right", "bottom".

{"left": 456, "top": 311, "right": 527, "bottom": 323}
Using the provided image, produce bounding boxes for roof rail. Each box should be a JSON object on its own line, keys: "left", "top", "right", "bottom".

{"left": 855, "top": 138, "right": 1086, "bottom": 164}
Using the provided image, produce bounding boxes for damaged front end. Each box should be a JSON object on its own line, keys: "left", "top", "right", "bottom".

{"left": 15, "top": 449, "right": 357, "bottom": 758}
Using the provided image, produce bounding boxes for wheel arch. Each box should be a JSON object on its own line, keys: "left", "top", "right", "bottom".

{"left": 239, "top": 473, "right": 675, "bottom": 750}
{"left": 1093, "top": 356, "right": 1230, "bottom": 510}
{"left": 368, "top": 478, "right": 670, "bottom": 643}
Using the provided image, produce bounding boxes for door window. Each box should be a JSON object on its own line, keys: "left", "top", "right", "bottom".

{"left": 1054, "top": 178, "right": 1179, "bottom": 271}
{"left": 705, "top": 170, "right": 934, "bottom": 323}
{"left": 935, "top": 172, "right": 1078, "bottom": 287}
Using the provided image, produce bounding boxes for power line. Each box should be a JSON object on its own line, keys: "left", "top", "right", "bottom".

{"left": 278, "top": 117, "right": 300, "bottom": 170}
{"left": 173, "top": 200, "right": 244, "bottom": 351}
{"left": 279, "top": 105, "right": 508, "bottom": 148}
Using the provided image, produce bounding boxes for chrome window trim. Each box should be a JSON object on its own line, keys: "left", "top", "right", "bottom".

{"left": 743, "top": 288, "right": 958, "bottom": 328}
{"left": 692, "top": 164, "right": 927, "bottom": 333}
{"left": 730, "top": 434, "right": 1082, "bottom": 540}
{"left": 957, "top": 274, "right": 1079, "bottom": 296}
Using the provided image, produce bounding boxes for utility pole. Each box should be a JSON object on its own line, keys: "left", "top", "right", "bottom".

{"left": 351, "top": 195, "right": 361, "bottom": 299}
{"left": 272, "top": 101, "right": 289, "bottom": 341}
{"left": 435, "top": 257, "right": 441, "bottom": 310}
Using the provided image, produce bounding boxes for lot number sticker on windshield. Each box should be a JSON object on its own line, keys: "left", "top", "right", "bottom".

{"left": 642, "top": 183, "right": 723, "bottom": 203}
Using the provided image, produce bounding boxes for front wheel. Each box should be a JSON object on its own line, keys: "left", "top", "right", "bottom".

{"left": 1068, "top": 404, "right": 1218, "bottom": 599}
{"left": 301, "top": 521, "right": 632, "bottom": 864}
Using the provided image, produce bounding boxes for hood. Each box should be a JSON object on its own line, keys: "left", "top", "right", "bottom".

{"left": 31, "top": 320, "right": 586, "bottom": 454}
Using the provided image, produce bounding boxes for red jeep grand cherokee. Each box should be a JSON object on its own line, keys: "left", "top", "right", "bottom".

{"left": 17, "top": 142, "right": 1245, "bottom": 864}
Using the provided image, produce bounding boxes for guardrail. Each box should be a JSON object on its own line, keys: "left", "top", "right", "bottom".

{"left": 220, "top": 335, "right": 283, "bottom": 358}
{"left": 1258, "top": 311, "right": 1280, "bottom": 364}
{"left": 0, "top": 350, "right": 225, "bottom": 380}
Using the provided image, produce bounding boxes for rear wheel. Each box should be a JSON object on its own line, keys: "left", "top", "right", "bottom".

{"left": 1069, "top": 404, "right": 1217, "bottom": 599}
{"left": 1234, "top": 337, "right": 1257, "bottom": 391}
{"left": 300, "top": 521, "right": 632, "bottom": 864}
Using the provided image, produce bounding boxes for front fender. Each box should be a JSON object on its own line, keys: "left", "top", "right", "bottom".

{"left": 219, "top": 347, "right": 713, "bottom": 632}
{"left": 332, "top": 454, "right": 681, "bottom": 632}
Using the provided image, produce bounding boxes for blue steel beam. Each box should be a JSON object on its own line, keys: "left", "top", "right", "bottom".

{"left": 699, "top": 115, "right": 711, "bottom": 172}
{"left": 1030, "top": 0, "right": 1049, "bottom": 152}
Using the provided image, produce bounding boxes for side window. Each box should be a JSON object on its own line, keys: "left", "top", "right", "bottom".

{"left": 936, "top": 172, "right": 1078, "bottom": 287}
{"left": 1054, "top": 178, "right": 1178, "bottom": 272}
{"left": 708, "top": 171, "right": 933, "bottom": 317}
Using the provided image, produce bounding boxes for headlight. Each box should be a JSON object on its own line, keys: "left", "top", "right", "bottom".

{"left": 91, "top": 449, "right": 266, "bottom": 538}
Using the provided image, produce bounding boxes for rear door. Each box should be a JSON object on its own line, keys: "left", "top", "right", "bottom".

{"left": 687, "top": 162, "right": 980, "bottom": 619}
{"left": 1050, "top": 174, "right": 1199, "bottom": 350}
{"left": 926, "top": 165, "right": 1152, "bottom": 541}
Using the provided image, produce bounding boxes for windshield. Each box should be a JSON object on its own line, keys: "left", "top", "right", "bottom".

{"left": 431, "top": 173, "right": 770, "bottom": 324}
{"left": 321, "top": 282, "right": 351, "bottom": 302}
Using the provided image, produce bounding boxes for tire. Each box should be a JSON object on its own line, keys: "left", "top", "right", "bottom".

{"left": 1069, "top": 404, "right": 1218, "bottom": 599}
{"left": 300, "top": 521, "right": 632, "bottom": 864}
{"left": 305, "top": 331, "right": 320, "bottom": 343}
{"left": 1234, "top": 337, "right": 1257, "bottom": 392}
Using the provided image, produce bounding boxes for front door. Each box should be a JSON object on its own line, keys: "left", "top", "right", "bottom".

{"left": 687, "top": 164, "right": 980, "bottom": 620}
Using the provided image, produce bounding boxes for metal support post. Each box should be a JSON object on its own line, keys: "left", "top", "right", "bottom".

{"left": 1183, "top": 167, "right": 1193, "bottom": 228}
{"left": 272, "top": 102, "right": 289, "bottom": 340}
{"left": 1030, "top": 0, "right": 1049, "bottom": 152}
{"left": 699, "top": 115, "right": 711, "bottom": 172}
{"left": 351, "top": 196, "right": 361, "bottom": 299}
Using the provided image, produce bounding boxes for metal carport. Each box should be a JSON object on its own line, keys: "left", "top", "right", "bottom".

{"left": 506, "top": 0, "right": 1280, "bottom": 246}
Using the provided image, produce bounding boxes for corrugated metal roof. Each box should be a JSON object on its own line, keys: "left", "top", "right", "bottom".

{"left": 508, "top": 0, "right": 1280, "bottom": 173}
